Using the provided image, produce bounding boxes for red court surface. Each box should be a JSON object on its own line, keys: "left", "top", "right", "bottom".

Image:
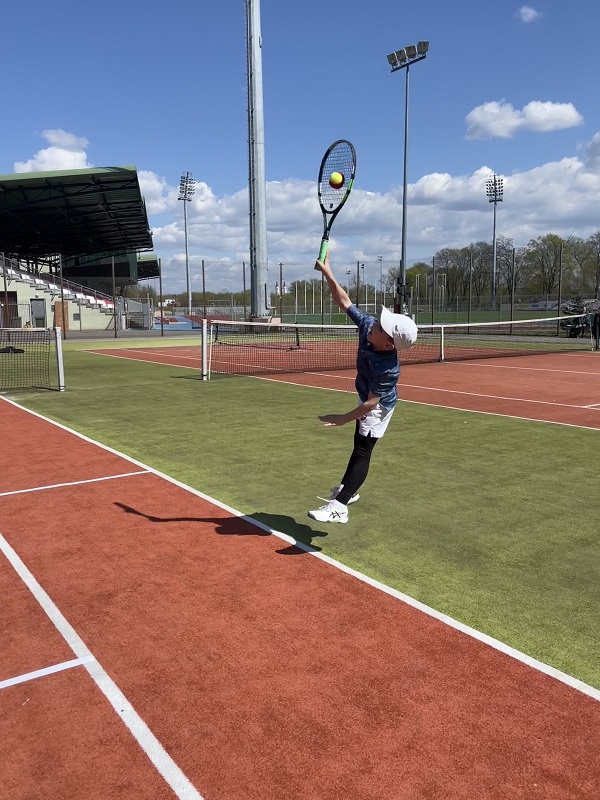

{"left": 89, "top": 345, "right": 600, "bottom": 429}
{"left": 2, "top": 397, "right": 600, "bottom": 799}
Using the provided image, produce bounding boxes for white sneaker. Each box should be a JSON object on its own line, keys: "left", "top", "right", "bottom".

{"left": 330, "top": 485, "right": 360, "bottom": 505}
{"left": 308, "top": 499, "right": 349, "bottom": 524}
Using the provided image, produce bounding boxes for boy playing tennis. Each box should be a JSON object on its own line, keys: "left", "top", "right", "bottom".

{"left": 308, "top": 254, "right": 417, "bottom": 524}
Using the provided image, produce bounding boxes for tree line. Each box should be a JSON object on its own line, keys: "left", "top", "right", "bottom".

{"left": 121, "top": 231, "right": 600, "bottom": 309}
{"left": 403, "top": 232, "right": 600, "bottom": 306}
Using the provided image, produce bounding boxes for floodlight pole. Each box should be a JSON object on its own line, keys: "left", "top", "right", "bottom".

{"left": 486, "top": 174, "right": 503, "bottom": 312}
{"left": 246, "top": 0, "right": 269, "bottom": 319}
{"left": 178, "top": 171, "right": 195, "bottom": 316}
{"left": 388, "top": 43, "right": 428, "bottom": 315}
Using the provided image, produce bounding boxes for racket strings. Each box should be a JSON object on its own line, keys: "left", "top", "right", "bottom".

{"left": 319, "top": 144, "right": 355, "bottom": 211}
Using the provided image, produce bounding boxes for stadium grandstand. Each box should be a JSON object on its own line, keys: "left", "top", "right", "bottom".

{"left": 0, "top": 166, "right": 160, "bottom": 334}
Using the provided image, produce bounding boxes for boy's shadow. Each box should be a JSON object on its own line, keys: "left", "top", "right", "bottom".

{"left": 113, "top": 503, "right": 327, "bottom": 554}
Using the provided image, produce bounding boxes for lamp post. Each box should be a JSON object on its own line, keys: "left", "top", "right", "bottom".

{"left": 387, "top": 41, "right": 429, "bottom": 314}
{"left": 485, "top": 174, "right": 503, "bottom": 311}
{"left": 178, "top": 171, "right": 195, "bottom": 315}
{"left": 346, "top": 270, "right": 352, "bottom": 295}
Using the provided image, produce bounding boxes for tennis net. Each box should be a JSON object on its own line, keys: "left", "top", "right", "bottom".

{"left": 0, "top": 328, "right": 65, "bottom": 391}
{"left": 207, "top": 314, "right": 598, "bottom": 376}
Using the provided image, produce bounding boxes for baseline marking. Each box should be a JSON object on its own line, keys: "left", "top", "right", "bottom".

{"left": 0, "top": 471, "right": 151, "bottom": 498}
{"left": 0, "top": 532, "right": 204, "bottom": 800}
{"left": 0, "top": 656, "right": 95, "bottom": 690}
{"left": 2, "top": 395, "right": 599, "bottom": 705}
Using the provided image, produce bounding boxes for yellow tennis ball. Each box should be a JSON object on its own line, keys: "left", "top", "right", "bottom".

{"left": 329, "top": 171, "right": 345, "bottom": 189}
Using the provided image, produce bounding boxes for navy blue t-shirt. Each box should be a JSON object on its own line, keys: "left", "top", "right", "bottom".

{"left": 346, "top": 305, "right": 400, "bottom": 410}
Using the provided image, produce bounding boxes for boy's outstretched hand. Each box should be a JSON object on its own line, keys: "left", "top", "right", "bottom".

{"left": 318, "top": 414, "right": 346, "bottom": 427}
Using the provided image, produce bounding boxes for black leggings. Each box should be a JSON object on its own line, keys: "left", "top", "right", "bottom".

{"left": 336, "top": 421, "right": 378, "bottom": 505}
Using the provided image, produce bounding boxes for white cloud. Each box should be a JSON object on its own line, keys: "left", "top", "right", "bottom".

{"left": 517, "top": 6, "right": 541, "bottom": 23}
{"left": 9, "top": 128, "right": 600, "bottom": 293}
{"left": 466, "top": 100, "right": 583, "bottom": 139}
{"left": 14, "top": 128, "right": 92, "bottom": 172}
{"left": 151, "top": 132, "right": 600, "bottom": 292}
{"left": 42, "top": 129, "right": 89, "bottom": 149}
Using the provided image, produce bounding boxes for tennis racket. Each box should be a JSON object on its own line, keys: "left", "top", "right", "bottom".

{"left": 315, "top": 139, "right": 357, "bottom": 268}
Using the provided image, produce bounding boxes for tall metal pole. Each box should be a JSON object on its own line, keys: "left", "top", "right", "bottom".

{"left": 557, "top": 242, "right": 563, "bottom": 335}
{"left": 158, "top": 258, "right": 164, "bottom": 337}
{"left": 59, "top": 254, "right": 67, "bottom": 339}
{"left": 486, "top": 174, "right": 503, "bottom": 312}
{"left": 1, "top": 253, "right": 9, "bottom": 327}
{"left": 178, "top": 171, "right": 195, "bottom": 317}
{"left": 468, "top": 248, "right": 473, "bottom": 325}
{"left": 246, "top": 0, "right": 269, "bottom": 319}
{"left": 202, "top": 259, "right": 207, "bottom": 318}
{"left": 321, "top": 274, "right": 325, "bottom": 325}
{"left": 431, "top": 256, "right": 436, "bottom": 324}
{"left": 388, "top": 43, "right": 428, "bottom": 314}
{"left": 183, "top": 198, "right": 191, "bottom": 315}
{"left": 111, "top": 254, "right": 117, "bottom": 339}
{"left": 491, "top": 200, "right": 497, "bottom": 311}
{"left": 399, "top": 64, "right": 410, "bottom": 313}
{"left": 511, "top": 248, "right": 516, "bottom": 327}
{"left": 279, "top": 262, "right": 283, "bottom": 320}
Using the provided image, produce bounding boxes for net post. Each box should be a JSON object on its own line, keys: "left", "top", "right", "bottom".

{"left": 439, "top": 326, "right": 445, "bottom": 362}
{"left": 201, "top": 318, "right": 208, "bottom": 381}
{"left": 54, "top": 327, "right": 65, "bottom": 391}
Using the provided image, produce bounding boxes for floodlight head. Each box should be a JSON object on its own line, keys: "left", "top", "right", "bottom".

{"left": 405, "top": 44, "right": 418, "bottom": 58}
{"left": 387, "top": 52, "right": 398, "bottom": 66}
{"left": 417, "top": 41, "right": 429, "bottom": 55}
{"left": 395, "top": 48, "right": 407, "bottom": 63}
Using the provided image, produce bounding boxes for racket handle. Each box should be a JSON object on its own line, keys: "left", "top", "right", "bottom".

{"left": 316, "top": 238, "right": 329, "bottom": 269}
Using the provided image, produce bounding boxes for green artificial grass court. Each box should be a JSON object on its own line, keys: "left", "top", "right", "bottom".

{"left": 7, "top": 348, "right": 600, "bottom": 690}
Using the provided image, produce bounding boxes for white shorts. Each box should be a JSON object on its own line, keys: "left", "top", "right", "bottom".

{"left": 358, "top": 404, "right": 395, "bottom": 439}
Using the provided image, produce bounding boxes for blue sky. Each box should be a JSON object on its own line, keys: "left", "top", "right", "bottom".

{"left": 1, "top": 0, "right": 599, "bottom": 294}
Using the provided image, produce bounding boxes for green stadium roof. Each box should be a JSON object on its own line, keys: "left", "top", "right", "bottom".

{"left": 0, "top": 166, "right": 153, "bottom": 258}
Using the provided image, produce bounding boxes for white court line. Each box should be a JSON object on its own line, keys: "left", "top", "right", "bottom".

{"left": 451, "top": 362, "right": 600, "bottom": 376}
{"left": 398, "top": 384, "right": 599, "bottom": 411}
{"left": 86, "top": 351, "right": 199, "bottom": 370}
{"left": 584, "top": 403, "right": 600, "bottom": 409}
{"left": 0, "top": 656, "right": 94, "bottom": 689}
{"left": 114, "top": 348, "right": 201, "bottom": 362}
{"left": 0, "top": 471, "right": 150, "bottom": 498}
{"left": 1, "top": 394, "right": 599, "bottom": 706}
{"left": 0, "top": 531, "right": 203, "bottom": 800}
{"left": 247, "top": 374, "right": 600, "bottom": 430}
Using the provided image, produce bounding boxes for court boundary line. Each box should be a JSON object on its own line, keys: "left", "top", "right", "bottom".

{"left": 85, "top": 351, "right": 199, "bottom": 370}
{"left": 0, "top": 471, "right": 150, "bottom": 498}
{"left": 303, "top": 371, "right": 600, "bottom": 410}
{"left": 393, "top": 383, "right": 599, "bottom": 411}
{"left": 0, "top": 529, "right": 204, "bottom": 800}
{"left": 0, "top": 656, "right": 95, "bottom": 690}
{"left": 2, "top": 395, "right": 599, "bottom": 704}
{"left": 246, "top": 374, "right": 600, "bottom": 431}
{"left": 452, "top": 362, "right": 600, "bottom": 376}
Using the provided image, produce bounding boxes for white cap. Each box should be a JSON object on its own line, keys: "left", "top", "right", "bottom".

{"left": 380, "top": 306, "right": 418, "bottom": 351}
